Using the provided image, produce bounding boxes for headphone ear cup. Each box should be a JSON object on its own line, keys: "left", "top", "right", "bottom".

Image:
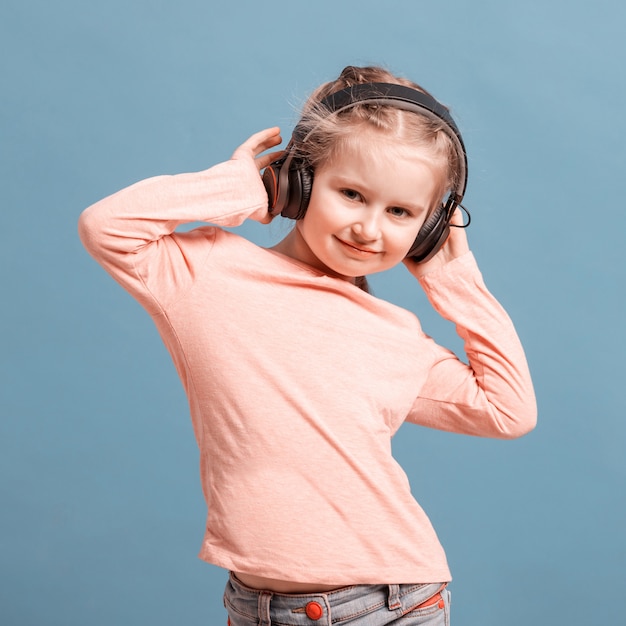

{"left": 281, "top": 160, "right": 314, "bottom": 220}
{"left": 262, "top": 161, "right": 281, "bottom": 215}
{"left": 407, "top": 204, "right": 450, "bottom": 262}
{"left": 297, "top": 166, "right": 314, "bottom": 218}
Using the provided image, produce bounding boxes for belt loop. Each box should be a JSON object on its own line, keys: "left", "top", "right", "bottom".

{"left": 387, "top": 584, "right": 402, "bottom": 611}
{"left": 258, "top": 590, "right": 273, "bottom": 626}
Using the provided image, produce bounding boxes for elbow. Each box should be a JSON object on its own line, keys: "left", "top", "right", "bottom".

{"left": 77, "top": 207, "right": 93, "bottom": 246}
{"left": 498, "top": 403, "right": 538, "bottom": 440}
{"left": 502, "top": 418, "right": 536, "bottom": 440}
{"left": 77, "top": 205, "right": 103, "bottom": 256}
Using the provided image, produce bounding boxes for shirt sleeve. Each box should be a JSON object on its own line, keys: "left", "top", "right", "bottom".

{"left": 406, "top": 252, "right": 537, "bottom": 439}
{"left": 78, "top": 157, "right": 268, "bottom": 313}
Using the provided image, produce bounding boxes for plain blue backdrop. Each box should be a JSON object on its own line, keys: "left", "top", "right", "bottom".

{"left": 1, "top": 1, "right": 624, "bottom": 624}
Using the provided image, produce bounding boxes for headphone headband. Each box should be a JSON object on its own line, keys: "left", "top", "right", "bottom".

{"left": 305, "top": 83, "right": 467, "bottom": 200}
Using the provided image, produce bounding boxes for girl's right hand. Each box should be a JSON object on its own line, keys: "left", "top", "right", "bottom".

{"left": 403, "top": 208, "right": 471, "bottom": 278}
{"left": 231, "top": 127, "right": 284, "bottom": 224}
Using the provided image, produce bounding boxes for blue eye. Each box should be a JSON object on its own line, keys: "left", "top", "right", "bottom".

{"left": 388, "top": 207, "right": 409, "bottom": 217}
{"left": 341, "top": 189, "right": 361, "bottom": 201}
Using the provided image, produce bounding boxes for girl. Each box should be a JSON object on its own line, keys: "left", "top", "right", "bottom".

{"left": 79, "top": 65, "right": 536, "bottom": 625}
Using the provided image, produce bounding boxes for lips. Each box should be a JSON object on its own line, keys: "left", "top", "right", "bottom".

{"left": 335, "top": 237, "right": 381, "bottom": 256}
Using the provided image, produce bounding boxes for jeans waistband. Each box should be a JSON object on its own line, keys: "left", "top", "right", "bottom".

{"left": 224, "top": 572, "right": 446, "bottom": 626}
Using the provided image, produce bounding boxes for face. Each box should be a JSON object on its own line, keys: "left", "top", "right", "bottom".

{"left": 287, "top": 133, "right": 446, "bottom": 281}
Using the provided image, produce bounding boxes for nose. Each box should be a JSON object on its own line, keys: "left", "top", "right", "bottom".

{"left": 352, "top": 210, "right": 382, "bottom": 242}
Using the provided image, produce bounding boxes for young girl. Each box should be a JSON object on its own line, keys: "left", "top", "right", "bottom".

{"left": 79, "top": 65, "right": 536, "bottom": 625}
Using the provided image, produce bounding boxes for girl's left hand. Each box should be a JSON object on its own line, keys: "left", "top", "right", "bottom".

{"left": 403, "top": 208, "right": 470, "bottom": 278}
{"left": 231, "top": 126, "right": 284, "bottom": 169}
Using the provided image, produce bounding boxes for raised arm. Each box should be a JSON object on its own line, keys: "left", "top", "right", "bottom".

{"left": 404, "top": 214, "right": 537, "bottom": 439}
{"left": 78, "top": 128, "right": 282, "bottom": 309}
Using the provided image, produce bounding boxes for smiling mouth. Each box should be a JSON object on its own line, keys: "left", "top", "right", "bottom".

{"left": 335, "top": 237, "right": 381, "bottom": 256}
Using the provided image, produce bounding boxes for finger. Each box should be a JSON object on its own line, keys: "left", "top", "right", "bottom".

{"left": 234, "top": 127, "right": 282, "bottom": 159}
{"left": 444, "top": 213, "right": 470, "bottom": 254}
{"left": 255, "top": 149, "right": 286, "bottom": 171}
{"left": 449, "top": 207, "right": 465, "bottom": 226}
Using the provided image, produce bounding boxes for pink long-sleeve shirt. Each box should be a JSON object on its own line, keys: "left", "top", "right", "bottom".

{"left": 78, "top": 156, "right": 536, "bottom": 585}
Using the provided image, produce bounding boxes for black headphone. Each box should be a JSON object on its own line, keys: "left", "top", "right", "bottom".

{"left": 262, "top": 82, "right": 469, "bottom": 262}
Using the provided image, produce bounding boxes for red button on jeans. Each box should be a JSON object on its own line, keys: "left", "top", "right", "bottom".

{"left": 305, "top": 600, "right": 324, "bottom": 620}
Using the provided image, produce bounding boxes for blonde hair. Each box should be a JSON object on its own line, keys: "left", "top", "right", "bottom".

{"left": 292, "top": 65, "right": 462, "bottom": 196}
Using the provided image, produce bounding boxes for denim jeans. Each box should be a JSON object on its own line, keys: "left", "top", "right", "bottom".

{"left": 223, "top": 573, "right": 451, "bottom": 625}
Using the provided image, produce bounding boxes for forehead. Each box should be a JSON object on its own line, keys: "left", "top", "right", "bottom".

{"left": 325, "top": 129, "right": 446, "bottom": 180}
{"left": 317, "top": 130, "right": 447, "bottom": 210}
{"left": 326, "top": 128, "right": 446, "bottom": 173}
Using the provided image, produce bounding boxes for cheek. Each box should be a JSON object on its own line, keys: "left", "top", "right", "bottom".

{"left": 301, "top": 203, "right": 341, "bottom": 239}
{"left": 299, "top": 212, "right": 321, "bottom": 241}
{"left": 296, "top": 213, "right": 328, "bottom": 253}
{"left": 389, "top": 226, "right": 422, "bottom": 257}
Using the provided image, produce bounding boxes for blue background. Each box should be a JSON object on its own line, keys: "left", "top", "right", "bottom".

{"left": 2, "top": 1, "right": 624, "bottom": 624}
